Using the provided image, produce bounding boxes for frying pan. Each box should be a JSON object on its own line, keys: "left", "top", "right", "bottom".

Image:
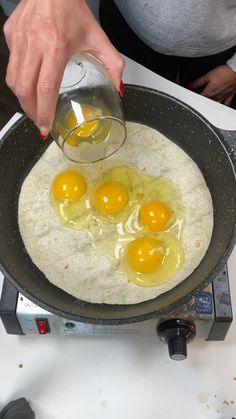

{"left": 0, "top": 85, "right": 235, "bottom": 324}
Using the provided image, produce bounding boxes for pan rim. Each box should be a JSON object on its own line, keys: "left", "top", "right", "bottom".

{"left": 0, "top": 85, "right": 235, "bottom": 324}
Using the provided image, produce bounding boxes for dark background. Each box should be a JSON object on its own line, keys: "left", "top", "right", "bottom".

{"left": 0, "top": 7, "right": 19, "bottom": 130}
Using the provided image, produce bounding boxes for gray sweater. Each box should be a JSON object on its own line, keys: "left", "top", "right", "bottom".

{"left": 115, "top": 0, "right": 236, "bottom": 70}
{"left": 2, "top": 0, "right": 236, "bottom": 69}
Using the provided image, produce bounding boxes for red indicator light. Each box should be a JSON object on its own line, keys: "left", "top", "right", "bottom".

{"left": 36, "top": 319, "right": 49, "bottom": 334}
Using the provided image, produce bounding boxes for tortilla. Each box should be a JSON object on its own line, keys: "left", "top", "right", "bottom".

{"left": 18, "top": 122, "right": 213, "bottom": 304}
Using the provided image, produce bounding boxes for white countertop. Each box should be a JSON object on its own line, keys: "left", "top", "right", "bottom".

{"left": 0, "top": 56, "right": 236, "bottom": 419}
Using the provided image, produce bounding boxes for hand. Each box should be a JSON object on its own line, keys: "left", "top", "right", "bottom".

{"left": 188, "top": 65, "right": 236, "bottom": 106}
{"left": 3, "top": 0, "right": 124, "bottom": 136}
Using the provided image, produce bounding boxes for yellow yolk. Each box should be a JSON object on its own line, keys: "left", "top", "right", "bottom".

{"left": 139, "top": 200, "right": 173, "bottom": 231}
{"left": 65, "top": 133, "right": 79, "bottom": 147}
{"left": 52, "top": 170, "right": 86, "bottom": 201}
{"left": 127, "top": 236, "right": 164, "bottom": 273}
{"left": 94, "top": 181, "right": 129, "bottom": 215}
{"left": 66, "top": 105, "right": 99, "bottom": 144}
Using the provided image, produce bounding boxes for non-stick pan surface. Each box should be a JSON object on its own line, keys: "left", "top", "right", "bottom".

{"left": 0, "top": 85, "right": 235, "bottom": 324}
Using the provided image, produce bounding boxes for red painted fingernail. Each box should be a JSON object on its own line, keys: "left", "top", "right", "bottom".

{"left": 39, "top": 132, "right": 48, "bottom": 140}
{"left": 119, "top": 80, "right": 125, "bottom": 96}
{"left": 188, "top": 82, "right": 196, "bottom": 90}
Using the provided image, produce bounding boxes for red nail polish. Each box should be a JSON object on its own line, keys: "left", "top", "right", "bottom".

{"left": 40, "top": 132, "right": 48, "bottom": 140}
{"left": 119, "top": 80, "right": 125, "bottom": 96}
{"left": 188, "top": 82, "right": 195, "bottom": 90}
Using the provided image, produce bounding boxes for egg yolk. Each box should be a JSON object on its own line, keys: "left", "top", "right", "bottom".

{"left": 127, "top": 236, "right": 164, "bottom": 273}
{"left": 66, "top": 105, "right": 99, "bottom": 144}
{"left": 52, "top": 170, "right": 86, "bottom": 201}
{"left": 65, "top": 133, "right": 79, "bottom": 147}
{"left": 94, "top": 181, "right": 129, "bottom": 215}
{"left": 139, "top": 200, "right": 173, "bottom": 231}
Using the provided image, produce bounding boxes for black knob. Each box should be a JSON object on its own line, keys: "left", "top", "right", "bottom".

{"left": 157, "top": 319, "right": 196, "bottom": 361}
{"left": 167, "top": 337, "right": 187, "bottom": 361}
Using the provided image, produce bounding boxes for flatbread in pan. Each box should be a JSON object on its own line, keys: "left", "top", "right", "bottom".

{"left": 18, "top": 122, "right": 213, "bottom": 304}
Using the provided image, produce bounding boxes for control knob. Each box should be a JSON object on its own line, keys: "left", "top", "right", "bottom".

{"left": 157, "top": 319, "right": 196, "bottom": 360}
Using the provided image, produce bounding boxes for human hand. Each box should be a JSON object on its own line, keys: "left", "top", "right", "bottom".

{"left": 3, "top": 0, "right": 124, "bottom": 136}
{"left": 188, "top": 65, "right": 236, "bottom": 106}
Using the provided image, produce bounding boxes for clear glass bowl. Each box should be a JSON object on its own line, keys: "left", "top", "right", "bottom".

{"left": 50, "top": 53, "right": 126, "bottom": 164}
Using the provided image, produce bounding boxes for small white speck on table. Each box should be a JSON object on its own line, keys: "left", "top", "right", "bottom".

{"left": 0, "top": 56, "right": 236, "bottom": 419}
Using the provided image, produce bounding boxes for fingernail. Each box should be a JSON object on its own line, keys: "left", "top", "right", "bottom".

{"left": 39, "top": 126, "right": 49, "bottom": 140}
{"left": 39, "top": 132, "right": 48, "bottom": 140}
{"left": 188, "top": 82, "right": 196, "bottom": 90}
{"left": 119, "top": 80, "right": 125, "bottom": 96}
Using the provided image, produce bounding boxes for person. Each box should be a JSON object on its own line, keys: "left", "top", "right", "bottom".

{"left": 99, "top": 1, "right": 236, "bottom": 106}
{"left": 2, "top": 0, "right": 236, "bottom": 139}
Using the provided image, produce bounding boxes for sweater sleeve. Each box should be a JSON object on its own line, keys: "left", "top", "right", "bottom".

{"left": 227, "top": 52, "right": 236, "bottom": 72}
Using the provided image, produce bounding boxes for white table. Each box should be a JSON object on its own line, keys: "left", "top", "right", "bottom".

{"left": 0, "top": 57, "right": 236, "bottom": 419}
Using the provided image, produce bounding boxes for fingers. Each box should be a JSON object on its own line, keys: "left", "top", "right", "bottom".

{"left": 36, "top": 50, "right": 68, "bottom": 134}
{"left": 14, "top": 32, "right": 45, "bottom": 121}
{"left": 5, "top": 47, "right": 21, "bottom": 92}
{"left": 5, "top": 19, "right": 41, "bottom": 122}
{"left": 4, "top": 0, "right": 125, "bottom": 134}
{"left": 76, "top": 2, "right": 125, "bottom": 92}
{"left": 101, "top": 47, "right": 125, "bottom": 92}
{"left": 5, "top": 46, "right": 35, "bottom": 120}
{"left": 200, "top": 83, "right": 215, "bottom": 98}
{"left": 91, "top": 31, "right": 125, "bottom": 91}
{"left": 200, "top": 83, "right": 234, "bottom": 104}
{"left": 188, "top": 66, "right": 236, "bottom": 106}
{"left": 200, "top": 82, "right": 223, "bottom": 100}
{"left": 3, "top": 20, "right": 11, "bottom": 50}
{"left": 188, "top": 73, "right": 210, "bottom": 90}
{"left": 7, "top": 42, "right": 68, "bottom": 134}
{"left": 223, "top": 94, "right": 234, "bottom": 106}
{"left": 201, "top": 86, "right": 234, "bottom": 105}
{"left": 9, "top": 49, "right": 42, "bottom": 121}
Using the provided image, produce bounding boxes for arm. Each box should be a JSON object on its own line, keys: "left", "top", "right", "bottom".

{"left": 3, "top": 0, "right": 124, "bottom": 136}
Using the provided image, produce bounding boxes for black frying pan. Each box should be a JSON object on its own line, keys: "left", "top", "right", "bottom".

{"left": 0, "top": 85, "right": 235, "bottom": 324}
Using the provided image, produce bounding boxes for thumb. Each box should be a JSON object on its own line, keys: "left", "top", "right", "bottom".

{"left": 188, "top": 73, "right": 210, "bottom": 89}
{"left": 91, "top": 33, "right": 125, "bottom": 92}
